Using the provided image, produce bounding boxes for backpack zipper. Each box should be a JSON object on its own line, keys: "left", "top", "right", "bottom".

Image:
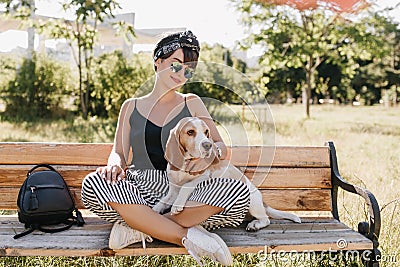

{"left": 29, "top": 185, "right": 65, "bottom": 191}
{"left": 28, "top": 185, "right": 65, "bottom": 210}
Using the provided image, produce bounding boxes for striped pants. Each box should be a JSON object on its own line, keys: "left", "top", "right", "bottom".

{"left": 81, "top": 169, "right": 250, "bottom": 230}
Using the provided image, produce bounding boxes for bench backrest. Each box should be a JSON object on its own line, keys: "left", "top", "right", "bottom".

{"left": 0, "top": 143, "right": 332, "bottom": 212}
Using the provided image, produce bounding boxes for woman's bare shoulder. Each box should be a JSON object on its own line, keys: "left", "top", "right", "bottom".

{"left": 181, "top": 92, "right": 201, "bottom": 101}
{"left": 180, "top": 93, "right": 210, "bottom": 117}
{"left": 122, "top": 96, "right": 149, "bottom": 106}
{"left": 119, "top": 98, "right": 138, "bottom": 114}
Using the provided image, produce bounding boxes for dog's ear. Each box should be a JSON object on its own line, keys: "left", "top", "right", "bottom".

{"left": 165, "top": 119, "right": 188, "bottom": 170}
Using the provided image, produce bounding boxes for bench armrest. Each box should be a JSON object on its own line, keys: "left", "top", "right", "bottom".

{"left": 327, "top": 141, "right": 381, "bottom": 249}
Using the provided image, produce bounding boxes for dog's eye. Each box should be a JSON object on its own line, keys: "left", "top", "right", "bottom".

{"left": 187, "top": 130, "right": 195, "bottom": 136}
{"left": 205, "top": 129, "right": 209, "bottom": 137}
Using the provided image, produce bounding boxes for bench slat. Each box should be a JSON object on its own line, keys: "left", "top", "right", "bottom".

{"left": 0, "top": 188, "right": 332, "bottom": 211}
{"left": 244, "top": 167, "right": 331, "bottom": 188}
{"left": 230, "top": 146, "right": 330, "bottom": 167}
{"left": 0, "top": 216, "right": 372, "bottom": 257}
{"left": 0, "top": 165, "right": 332, "bottom": 189}
{"left": 0, "top": 143, "right": 112, "bottom": 165}
{"left": 0, "top": 165, "right": 98, "bottom": 187}
{"left": 0, "top": 143, "right": 330, "bottom": 167}
{"left": 260, "top": 189, "right": 332, "bottom": 211}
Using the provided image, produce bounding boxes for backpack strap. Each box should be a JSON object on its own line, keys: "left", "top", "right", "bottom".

{"left": 37, "top": 220, "right": 76, "bottom": 234}
{"left": 75, "top": 209, "right": 85, "bottom": 226}
{"left": 13, "top": 226, "right": 36, "bottom": 239}
{"left": 27, "top": 164, "right": 57, "bottom": 176}
{"left": 13, "top": 210, "right": 85, "bottom": 239}
{"left": 14, "top": 219, "right": 81, "bottom": 239}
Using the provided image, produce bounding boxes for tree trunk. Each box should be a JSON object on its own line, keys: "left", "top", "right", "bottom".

{"left": 27, "top": 0, "right": 35, "bottom": 60}
{"left": 27, "top": 27, "right": 35, "bottom": 60}
{"left": 302, "top": 87, "right": 310, "bottom": 118}
{"left": 79, "top": 70, "right": 87, "bottom": 119}
{"left": 85, "top": 73, "right": 90, "bottom": 119}
{"left": 78, "top": 46, "right": 88, "bottom": 120}
{"left": 84, "top": 45, "right": 94, "bottom": 120}
{"left": 303, "top": 70, "right": 312, "bottom": 118}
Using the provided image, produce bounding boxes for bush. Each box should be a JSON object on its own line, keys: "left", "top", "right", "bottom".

{"left": 1, "top": 54, "right": 74, "bottom": 121}
{"left": 92, "top": 51, "right": 153, "bottom": 120}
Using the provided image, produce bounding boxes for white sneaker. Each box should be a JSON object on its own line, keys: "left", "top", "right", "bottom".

{"left": 109, "top": 222, "right": 153, "bottom": 250}
{"left": 182, "top": 225, "right": 233, "bottom": 266}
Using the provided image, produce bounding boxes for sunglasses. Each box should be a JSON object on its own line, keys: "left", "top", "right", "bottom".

{"left": 170, "top": 62, "right": 195, "bottom": 79}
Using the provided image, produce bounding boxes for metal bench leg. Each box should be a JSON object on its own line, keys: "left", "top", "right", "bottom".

{"left": 363, "top": 248, "right": 381, "bottom": 267}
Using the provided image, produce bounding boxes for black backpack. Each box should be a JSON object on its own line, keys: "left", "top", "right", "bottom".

{"left": 14, "top": 164, "right": 85, "bottom": 239}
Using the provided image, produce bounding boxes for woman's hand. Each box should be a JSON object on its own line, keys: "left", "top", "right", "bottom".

{"left": 96, "top": 165, "right": 126, "bottom": 185}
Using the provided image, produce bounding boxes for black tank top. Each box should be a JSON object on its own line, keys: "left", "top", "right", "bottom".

{"left": 129, "top": 98, "right": 192, "bottom": 170}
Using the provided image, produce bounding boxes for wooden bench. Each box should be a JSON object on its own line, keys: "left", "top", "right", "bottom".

{"left": 0, "top": 141, "right": 381, "bottom": 266}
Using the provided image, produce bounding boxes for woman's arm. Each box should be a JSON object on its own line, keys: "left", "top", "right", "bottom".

{"left": 109, "top": 99, "right": 134, "bottom": 168}
{"left": 97, "top": 99, "right": 134, "bottom": 183}
{"left": 185, "top": 94, "right": 228, "bottom": 159}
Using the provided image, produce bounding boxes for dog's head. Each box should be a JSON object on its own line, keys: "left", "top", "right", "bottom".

{"left": 165, "top": 117, "right": 218, "bottom": 172}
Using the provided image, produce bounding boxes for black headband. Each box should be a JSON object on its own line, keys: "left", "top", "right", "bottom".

{"left": 153, "top": 30, "right": 200, "bottom": 62}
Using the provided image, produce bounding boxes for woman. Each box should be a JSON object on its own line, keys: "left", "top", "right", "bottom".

{"left": 81, "top": 30, "right": 250, "bottom": 266}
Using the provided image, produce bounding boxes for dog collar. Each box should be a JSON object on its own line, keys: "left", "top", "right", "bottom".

{"left": 168, "top": 159, "right": 208, "bottom": 176}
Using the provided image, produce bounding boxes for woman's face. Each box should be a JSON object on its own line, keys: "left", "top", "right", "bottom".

{"left": 155, "top": 49, "right": 195, "bottom": 89}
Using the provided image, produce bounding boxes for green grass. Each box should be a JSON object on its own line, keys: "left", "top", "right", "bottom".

{"left": 0, "top": 116, "right": 115, "bottom": 143}
{"left": 1, "top": 104, "right": 399, "bottom": 266}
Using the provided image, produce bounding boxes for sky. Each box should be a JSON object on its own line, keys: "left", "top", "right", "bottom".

{"left": 0, "top": 0, "right": 399, "bottom": 55}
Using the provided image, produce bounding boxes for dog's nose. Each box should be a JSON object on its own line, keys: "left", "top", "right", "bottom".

{"left": 201, "top": 141, "right": 212, "bottom": 150}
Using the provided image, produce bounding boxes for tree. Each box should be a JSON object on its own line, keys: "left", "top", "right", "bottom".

{"left": 92, "top": 51, "right": 153, "bottom": 121}
{"left": 41, "top": 0, "right": 134, "bottom": 119}
{"left": 259, "top": 66, "right": 305, "bottom": 104}
{"left": 1, "top": 0, "right": 135, "bottom": 119}
{"left": 349, "top": 12, "right": 399, "bottom": 106}
{"left": 233, "top": 0, "right": 378, "bottom": 117}
{"left": 0, "top": 1, "right": 75, "bottom": 120}
{"left": 374, "top": 11, "right": 400, "bottom": 106}
{"left": 181, "top": 43, "right": 253, "bottom": 104}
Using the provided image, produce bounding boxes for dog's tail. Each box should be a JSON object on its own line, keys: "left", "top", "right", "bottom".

{"left": 264, "top": 206, "right": 301, "bottom": 223}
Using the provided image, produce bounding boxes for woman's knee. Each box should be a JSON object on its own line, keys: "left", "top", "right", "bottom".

{"left": 82, "top": 171, "right": 101, "bottom": 190}
{"left": 81, "top": 172, "right": 103, "bottom": 207}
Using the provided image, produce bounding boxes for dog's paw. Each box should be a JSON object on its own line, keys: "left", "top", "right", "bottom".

{"left": 171, "top": 205, "right": 184, "bottom": 214}
{"left": 246, "top": 218, "right": 270, "bottom": 232}
{"left": 153, "top": 203, "right": 168, "bottom": 214}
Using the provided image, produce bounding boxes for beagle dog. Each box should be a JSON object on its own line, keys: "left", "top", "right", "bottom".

{"left": 152, "top": 117, "right": 301, "bottom": 231}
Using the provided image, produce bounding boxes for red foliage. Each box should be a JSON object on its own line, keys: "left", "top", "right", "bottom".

{"left": 257, "top": 0, "right": 370, "bottom": 13}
